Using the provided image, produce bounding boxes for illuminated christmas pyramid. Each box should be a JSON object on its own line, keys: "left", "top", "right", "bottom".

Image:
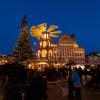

{"left": 30, "top": 23, "right": 61, "bottom": 60}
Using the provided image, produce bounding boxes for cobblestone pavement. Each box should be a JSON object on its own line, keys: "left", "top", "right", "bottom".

{"left": 47, "top": 80, "right": 100, "bottom": 100}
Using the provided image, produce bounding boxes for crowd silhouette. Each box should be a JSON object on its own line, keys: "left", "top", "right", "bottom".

{"left": 0, "top": 62, "right": 47, "bottom": 100}
{"left": 0, "top": 62, "right": 100, "bottom": 100}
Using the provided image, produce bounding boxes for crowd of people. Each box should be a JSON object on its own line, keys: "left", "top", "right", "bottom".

{"left": 85, "top": 66, "right": 100, "bottom": 90}
{"left": 0, "top": 62, "right": 100, "bottom": 100}
{"left": 0, "top": 62, "right": 47, "bottom": 100}
{"left": 67, "top": 65, "right": 100, "bottom": 100}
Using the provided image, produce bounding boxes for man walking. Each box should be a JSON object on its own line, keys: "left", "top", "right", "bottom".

{"left": 72, "top": 67, "right": 81, "bottom": 100}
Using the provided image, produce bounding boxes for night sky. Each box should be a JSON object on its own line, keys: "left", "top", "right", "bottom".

{"left": 0, "top": 0, "right": 99, "bottom": 55}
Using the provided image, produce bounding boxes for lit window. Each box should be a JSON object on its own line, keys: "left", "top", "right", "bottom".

{"left": 43, "top": 41, "right": 47, "bottom": 47}
{"left": 42, "top": 49, "right": 47, "bottom": 57}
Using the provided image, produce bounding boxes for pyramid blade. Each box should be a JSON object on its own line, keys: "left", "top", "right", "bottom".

{"left": 50, "top": 34, "right": 59, "bottom": 38}
{"left": 47, "top": 25, "right": 58, "bottom": 32}
{"left": 37, "top": 23, "right": 47, "bottom": 32}
{"left": 30, "top": 26, "right": 42, "bottom": 38}
{"left": 50, "top": 31, "right": 61, "bottom": 34}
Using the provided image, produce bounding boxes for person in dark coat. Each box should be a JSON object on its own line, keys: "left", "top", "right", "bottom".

{"left": 72, "top": 68, "right": 81, "bottom": 100}
{"left": 24, "top": 71, "right": 37, "bottom": 100}
{"left": 42, "top": 76, "right": 48, "bottom": 100}
{"left": 67, "top": 68, "right": 74, "bottom": 100}
{"left": 32, "top": 73, "right": 44, "bottom": 100}
{"left": 4, "top": 77, "right": 22, "bottom": 100}
{"left": 24, "top": 72, "right": 46, "bottom": 100}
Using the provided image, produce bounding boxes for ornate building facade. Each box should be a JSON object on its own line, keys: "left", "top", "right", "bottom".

{"left": 51, "top": 34, "right": 85, "bottom": 65}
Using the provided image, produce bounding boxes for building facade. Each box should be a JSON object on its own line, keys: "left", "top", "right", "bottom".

{"left": 86, "top": 52, "right": 100, "bottom": 66}
{"left": 51, "top": 34, "right": 85, "bottom": 65}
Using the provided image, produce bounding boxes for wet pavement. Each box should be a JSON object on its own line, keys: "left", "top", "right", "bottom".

{"left": 47, "top": 80, "right": 100, "bottom": 100}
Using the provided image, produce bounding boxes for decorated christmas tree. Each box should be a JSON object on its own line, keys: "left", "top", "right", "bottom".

{"left": 13, "top": 16, "right": 34, "bottom": 61}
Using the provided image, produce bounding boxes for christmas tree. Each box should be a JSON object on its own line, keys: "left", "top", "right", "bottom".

{"left": 13, "top": 16, "right": 34, "bottom": 61}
